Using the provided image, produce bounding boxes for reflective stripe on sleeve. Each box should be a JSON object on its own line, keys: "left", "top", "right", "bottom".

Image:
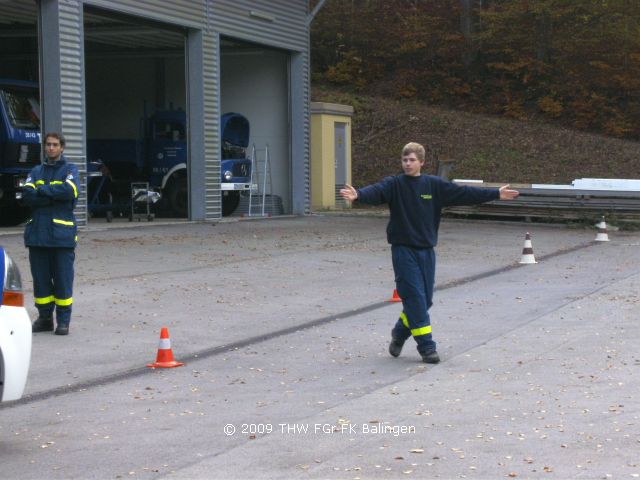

{"left": 66, "top": 179, "right": 78, "bottom": 198}
{"left": 24, "top": 182, "right": 36, "bottom": 189}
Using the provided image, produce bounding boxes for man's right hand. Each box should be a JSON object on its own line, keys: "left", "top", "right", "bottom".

{"left": 340, "top": 184, "right": 358, "bottom": 201}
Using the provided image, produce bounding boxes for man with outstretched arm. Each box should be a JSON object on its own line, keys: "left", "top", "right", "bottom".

{"left": 340, "top": 142, "right": 519, "bottom": 363}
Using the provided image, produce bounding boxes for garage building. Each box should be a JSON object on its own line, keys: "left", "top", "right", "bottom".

{"left": 0, "top": 0, "right": 322, "bottom": 224}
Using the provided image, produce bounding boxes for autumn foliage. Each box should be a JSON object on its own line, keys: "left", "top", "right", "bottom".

{"left": 311, "top": 0, "right": 640, "bottom": 139}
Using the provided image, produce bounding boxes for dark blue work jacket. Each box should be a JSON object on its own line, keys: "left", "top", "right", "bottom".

{"left": 357, "top": 174, "right": 499, "bottom": 248}
{"left": 22, "top": 155, "right": 80, "bottom": 248}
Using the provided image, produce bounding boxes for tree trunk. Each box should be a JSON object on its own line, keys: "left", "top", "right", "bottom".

{"left": 460, "top": 0, "right": 474, "bottom": 69}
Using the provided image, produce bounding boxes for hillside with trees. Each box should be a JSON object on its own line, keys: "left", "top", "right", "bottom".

{"left": 310, "top": 0, "right": 640, "bottom": 185}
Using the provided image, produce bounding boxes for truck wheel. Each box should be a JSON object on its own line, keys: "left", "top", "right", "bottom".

{"left": 222, "top": 191, "right": 240, "bottom": 216}
{"left": 167, "top": 176, "right": 188, "bottom": 218}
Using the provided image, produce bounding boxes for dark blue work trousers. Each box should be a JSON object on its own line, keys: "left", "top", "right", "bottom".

{"left": 391, "top": 244, "right": 437, "bottom": 355}
{"left": 29, "top": 247, "right": 75, "bottom": 325}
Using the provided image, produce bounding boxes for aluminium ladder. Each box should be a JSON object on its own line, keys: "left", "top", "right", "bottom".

{"left": 247, "top": 143, "right": 274, "bottom": 217}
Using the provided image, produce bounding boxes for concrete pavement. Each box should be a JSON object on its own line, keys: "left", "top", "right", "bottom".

{"left": 0, "top": 215, "right": 638, "bottom": 479}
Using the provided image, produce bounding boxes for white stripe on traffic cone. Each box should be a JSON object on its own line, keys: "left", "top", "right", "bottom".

{"left": 595, "top": 216, "right": 610, "bottom": 242}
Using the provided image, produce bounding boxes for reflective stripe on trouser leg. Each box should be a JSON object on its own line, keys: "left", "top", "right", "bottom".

{"left": 52, "top": 248, "right": 75, "bottom": 324}
{"left": 391, "top": 245, "right": 436, "bottom": 354}
{"left": 400, "top": 312, "right": 433, "bottom": 337}
{"left": 391, "top": 311, "right": 412, "bottom": 343}
{"left": 35, "top": 295, "right": 55, "bottom": 305}
{"left": 29, "top": 247, "right": 55, "bottom": 317}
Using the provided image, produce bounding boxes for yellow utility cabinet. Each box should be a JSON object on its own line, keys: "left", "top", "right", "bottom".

{"left": 310, "top": 102, "right": 354, "bottom": 210}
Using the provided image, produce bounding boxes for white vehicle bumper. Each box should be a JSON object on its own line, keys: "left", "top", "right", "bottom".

{"left": 0, "top": 305, "right": 32, "bottom": 402}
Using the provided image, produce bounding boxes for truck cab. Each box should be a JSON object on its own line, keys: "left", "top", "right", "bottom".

{"left": 146, "top": 110, "right": 189, "bottom": 216}
{"left": 144, "top": 109, "right": 253, "bottom": 217}
{"left": 0, "top": 79, "right": 41, "bottom": 226}
{"left": 88, "top": 109, "right": 253, "bottom": 218}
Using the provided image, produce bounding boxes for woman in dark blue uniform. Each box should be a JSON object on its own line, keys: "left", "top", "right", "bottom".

{"left": 340, "top": 142, "right": 519, "bottom": 363}
{"left": 22, "top": 132, "right": 79, "bottom": 335}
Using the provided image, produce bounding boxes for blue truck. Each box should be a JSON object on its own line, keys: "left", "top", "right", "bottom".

{"left": 0, "top": 79, "right": 41, "bottom": 226}
{"left": 0, "top": 79, "right": 253, "bottom": 224}
{"left": 87, "top": 109, "right": 254, "bottom": 218}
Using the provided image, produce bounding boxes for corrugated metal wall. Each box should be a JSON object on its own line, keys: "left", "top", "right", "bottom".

{"left": 85, "top": 0, "right": 205, "bottom": 28}
{"left": 55, "top": 1, "right": 88, "bottom": 225}
{"left": 202, "top": 30, "right": 221, "bottom": 220}
{"left": 300, "top": 49, "right": 311, "bottom": 214}
{"left": 291, "top": 49, "right": 311, "bottom": 214}
{"left": 211, "top": 0, "right": 308, "bottom": 52}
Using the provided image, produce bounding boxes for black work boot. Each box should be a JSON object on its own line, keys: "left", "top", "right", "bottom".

{"left": 32, "top": 316, "right": 54, "bottom": 332}
{"left": 54, "top": 324, "right": 70, "bottom": 336}
{"left": 421, "top": 351, "right": 441, "bottom": 364}
{"left": 388, "top": 336, "right": 405, "bottom": 357}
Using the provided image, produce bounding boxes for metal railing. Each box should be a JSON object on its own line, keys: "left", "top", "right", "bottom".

{"left": 444, "top": 182, "right": 640, "bottom": 222}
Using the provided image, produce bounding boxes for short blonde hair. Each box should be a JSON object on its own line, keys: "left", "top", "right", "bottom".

{"left": 401, "top": 142, "right": 425, "bottom": 161}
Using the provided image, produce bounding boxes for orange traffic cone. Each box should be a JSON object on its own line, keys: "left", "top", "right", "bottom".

{"left": 519, "top": 232, "right": 537, "bottom": 264}
{"left": 388, "top": 289, "right": 402, "bottom": 302}
{"left": 147, "top": 327, "right": 185, "bottom": 368}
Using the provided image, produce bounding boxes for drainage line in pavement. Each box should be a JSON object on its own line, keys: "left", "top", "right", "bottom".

{"left": 1, "top": 301, "right": 387, "bottom": 409}
{"left": 437, "top": 241, "right": 593, "bottom": 290}
{"left": 1, "top": 241, "right": 595, "bottom": 409}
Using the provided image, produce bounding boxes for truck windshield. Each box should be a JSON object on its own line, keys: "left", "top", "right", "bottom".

{"left": 154, "top": 120, "right": 185, "bottom": 141}
{"left": 0, "top": 87, "right": 41, "bottom": 129}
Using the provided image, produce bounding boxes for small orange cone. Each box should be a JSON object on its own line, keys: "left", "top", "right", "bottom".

{"left": 519, "top": 232, "right": 537, "bottom": 264}
{"left": 147, "top": 327, "right": 185, "bottom": 368}
{"left": 388, "top": 289, "right": 402, "bottom": 302}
